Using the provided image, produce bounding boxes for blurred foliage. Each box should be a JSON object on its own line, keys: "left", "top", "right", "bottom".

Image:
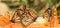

{"left": 1, "top": 0, "right": 60, "bottom": 15}
{"left": 57, "top": 6, "right": 60, "bottom": 15}
{"left": 2, "top": 0, "right": 20, "bottom": 8}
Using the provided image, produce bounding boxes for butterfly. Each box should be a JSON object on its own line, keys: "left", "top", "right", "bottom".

{"left": 10, "top": 5, "right": 38, "bottom": 26}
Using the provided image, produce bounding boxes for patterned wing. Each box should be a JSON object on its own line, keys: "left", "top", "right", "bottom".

{"left": 10, "top": 6, "right": 37, "bottom": 26}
